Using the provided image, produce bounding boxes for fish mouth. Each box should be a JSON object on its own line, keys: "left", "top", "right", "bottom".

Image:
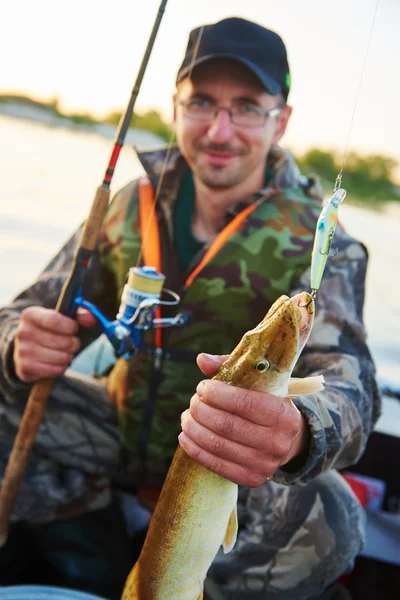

{"left": 248, "top": 292, "right": 315, "bottom": 373}
{"left": 290, "top": 292, "right": 315, "bottom": 351}
{"left": 252, "top": 292, "right": 314, "bottom": 349}
{"left": 258, "top": 292, "right": 314, "bottom": 373}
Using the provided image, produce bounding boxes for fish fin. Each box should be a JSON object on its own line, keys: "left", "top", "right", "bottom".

{"left": 121, "top": 563, "right": 139, "bottom": 600}
{"left": 288, "top": 375, "right": 325, "bottom": 398}
{"left": 223, "top": 505, "right": 238, "bottom": 554}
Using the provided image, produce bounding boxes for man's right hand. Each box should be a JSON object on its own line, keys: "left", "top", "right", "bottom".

{"left": 13, "top": 306, "right": 96, "bottom": 383}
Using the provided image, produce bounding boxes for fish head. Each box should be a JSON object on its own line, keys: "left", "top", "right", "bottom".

{"left": 216, "top": 292, "right": 314, "bottom": 396}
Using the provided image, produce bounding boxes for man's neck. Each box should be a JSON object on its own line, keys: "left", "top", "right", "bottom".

{"left": 192, "top": 167, "right": 265, "bottom": 243}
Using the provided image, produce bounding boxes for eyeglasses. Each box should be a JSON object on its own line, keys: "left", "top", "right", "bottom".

{"left": 178, "top": 98, "right": 283, "bottom": 128}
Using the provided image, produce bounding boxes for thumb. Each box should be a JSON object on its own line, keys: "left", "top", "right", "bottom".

{"left": 196, "top": 353, "right": 229, "bottom": 377}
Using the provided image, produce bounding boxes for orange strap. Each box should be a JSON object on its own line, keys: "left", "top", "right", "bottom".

{"left": 138, "top": 176, "right": 162, "bottom": 348}
{"left": 139, "top": 179, "right": 281, "bottom": 340}
{"left": 185, "top": 188, "right": 281, "bottom": 288}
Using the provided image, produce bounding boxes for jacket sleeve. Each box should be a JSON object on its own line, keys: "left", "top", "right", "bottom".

{"left": 274, "top": 226, "right": 381, "bottom": 485}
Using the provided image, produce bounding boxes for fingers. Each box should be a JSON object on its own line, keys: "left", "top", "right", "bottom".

{"left": 196, "top": 379, "right": 296, "bottom": 429}
{"left": 186, "top": 393, "right": 297, "bottom": 461}
{"left": 196, "top": 353, "right": 229, "bottom": 377}
{"left": 180, "top": 411, "right": 274, "bottom": 487}
{"left": 13, "top": 307, "right": 81, "bottom": 383}
{"left": 23, "top": 306, "right": 79, "bottom": 335}
{"left": 14, "top": 356, "right": 73, "bottom": 383}
{"left": 179, "top": 432, "right": 259, "bottom": 487}
{"left": 17, "top": 323, "right": 80, "bottom": 354}
{"left": 179, "top": 379, "right": 305, "bottom": 487}
{"left": 14, "top": 339, "right": 78, "bottom": 382}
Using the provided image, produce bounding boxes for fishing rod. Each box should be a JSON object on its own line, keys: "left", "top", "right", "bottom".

{"left": 0, "top": 0, "right": 169, "bottom": 546}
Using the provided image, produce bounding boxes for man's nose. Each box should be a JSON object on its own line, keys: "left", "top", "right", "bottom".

{"left": 206, "top": 109, "right": 234, "bottom": 143}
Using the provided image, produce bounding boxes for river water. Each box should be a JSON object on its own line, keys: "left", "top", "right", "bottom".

{"left": 0, "top": 114, "right": 399, "bottom": 392}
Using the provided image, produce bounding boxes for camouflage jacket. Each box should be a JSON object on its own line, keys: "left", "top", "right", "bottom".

{"left": 0, "top": 146, "right": 381, "bottom": 493}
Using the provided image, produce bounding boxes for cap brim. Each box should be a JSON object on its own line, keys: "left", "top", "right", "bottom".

{"left": 176, "top": 53, "right": 281, "bottom": 96}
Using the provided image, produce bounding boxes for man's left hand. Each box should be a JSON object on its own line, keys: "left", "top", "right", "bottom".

{"left": 179, "top": 353, "right": 310, "bottom": 487}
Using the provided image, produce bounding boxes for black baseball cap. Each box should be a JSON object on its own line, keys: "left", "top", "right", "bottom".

{"left": 176, "top": 17, "right": 291, "bottom": 99}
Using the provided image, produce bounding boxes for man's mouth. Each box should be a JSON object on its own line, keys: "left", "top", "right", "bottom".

{"left": 199, "top": 146, "right": 242, "bottom": 167}
{"left": 203, "top": 150, "right": 237, "bottom": 166}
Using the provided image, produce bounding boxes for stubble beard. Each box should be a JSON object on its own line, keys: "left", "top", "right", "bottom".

{"left": 189, "top": 141, "right": 248, "bottom": 190}
{"left": 196, "top": 166, "right": 244, "bottom": 189}
{"left": 194, "top": 153, "right": 246, "bottom": 190}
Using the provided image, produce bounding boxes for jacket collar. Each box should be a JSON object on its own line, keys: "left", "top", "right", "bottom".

{"left": 135, "top": 144, "right": 324, "bottom": 213}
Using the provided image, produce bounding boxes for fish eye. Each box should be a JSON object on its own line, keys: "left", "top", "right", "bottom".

{"left": 255, "top": 359, "right": 270, "bottom": 373}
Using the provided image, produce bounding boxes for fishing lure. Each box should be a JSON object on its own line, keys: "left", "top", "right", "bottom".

{"left": 310, "top": 187, "right": 346, "bottom": 296}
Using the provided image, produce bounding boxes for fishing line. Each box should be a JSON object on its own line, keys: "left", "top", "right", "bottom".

{"left": 136, "top": 24, "right": 205, "bottom": 269}
{"left": 334, "top": 0, "right": 380, "bottom": 190}
{"left": 303, "top": 0, "right": 380, "bottom": 300}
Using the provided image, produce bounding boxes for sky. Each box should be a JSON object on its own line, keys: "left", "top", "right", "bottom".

{"left": 1, "top": 0, "right": 399, "bottom": 179}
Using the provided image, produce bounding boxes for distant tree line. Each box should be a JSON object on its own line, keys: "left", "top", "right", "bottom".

{"left": 104, "top": 108, "right": 173, "bottom": 142}
{"left": 0, "top": 93, "right": 174, "bottom": 141}
{"left": 1, "top": 93, "right": 398, "bottom": 204}
{"left": 296, "top": 149, "right": 399, "bottom": 204}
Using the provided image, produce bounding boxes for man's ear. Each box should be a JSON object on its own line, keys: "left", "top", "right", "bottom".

{"left": 272, "top": 105, "right": 292, "bottom": 145}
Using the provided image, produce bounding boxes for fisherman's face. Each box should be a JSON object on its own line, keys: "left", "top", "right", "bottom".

{"left": 174, "top": 59, "right": 292, "bottom": 190}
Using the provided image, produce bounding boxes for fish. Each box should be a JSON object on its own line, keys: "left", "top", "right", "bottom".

{"left": 122, "top": 291, "right": 325, "bottom": 600}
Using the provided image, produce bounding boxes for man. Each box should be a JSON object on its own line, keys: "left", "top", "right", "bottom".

{"left": 0, "top": 16, "right": 380, "bottom": 599}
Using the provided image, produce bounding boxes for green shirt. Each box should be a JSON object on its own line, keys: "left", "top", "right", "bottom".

{"left": 173, "top": 171, "right": 204, "bottom": 272}
{"left": 173, "top": 167, "right": 274, "bottom": 272}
